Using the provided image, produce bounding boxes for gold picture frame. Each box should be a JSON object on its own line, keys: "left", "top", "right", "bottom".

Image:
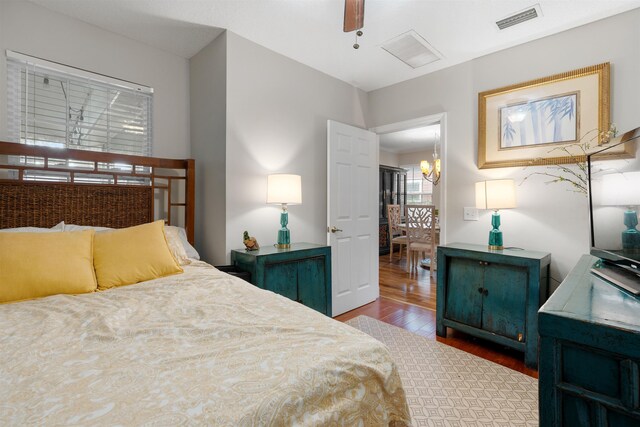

{"left": 477, "top": 63, "right": 628, "bottom": 169}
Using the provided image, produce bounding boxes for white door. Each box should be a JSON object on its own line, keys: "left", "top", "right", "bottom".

{"left": 327, "top": 120, "right": 379, "bottom": 317}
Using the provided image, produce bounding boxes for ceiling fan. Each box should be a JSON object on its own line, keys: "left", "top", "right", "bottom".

{"left": 343, "top": 0, "right": 365, "bottom": 49}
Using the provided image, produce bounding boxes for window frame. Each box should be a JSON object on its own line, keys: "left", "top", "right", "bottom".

{"left": 6, "top": 50, "right": 153, "bottom": 157}
{"left": 403, "top": 163, "right": 433, "bottom": 205}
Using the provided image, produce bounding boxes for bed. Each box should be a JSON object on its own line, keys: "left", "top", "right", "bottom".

{"left": 0, "top": 142, "right": 410, "bottom": 426}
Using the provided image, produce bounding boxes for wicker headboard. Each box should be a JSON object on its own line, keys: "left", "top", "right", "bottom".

{"left": 0, "top": 141, "right": 195, "bottom": 244}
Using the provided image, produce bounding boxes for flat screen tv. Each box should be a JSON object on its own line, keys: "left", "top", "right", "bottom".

{"left": 588, "top": 127, "right": 640, "bottom": 294}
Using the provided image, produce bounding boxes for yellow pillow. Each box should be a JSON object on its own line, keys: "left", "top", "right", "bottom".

{"left": 0, "top": 230, "right": 97, "bottom": 303}
{"left": 93, "top": 220, "right": 183, "bottom": 290}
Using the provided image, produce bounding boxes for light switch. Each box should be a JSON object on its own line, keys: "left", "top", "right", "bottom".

{"left": 463, "top": 207, "right": 479, "bottom": 221}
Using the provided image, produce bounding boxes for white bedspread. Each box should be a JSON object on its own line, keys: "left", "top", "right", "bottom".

{"left": 0, "top": 261, "right": 409, "bottom": 426}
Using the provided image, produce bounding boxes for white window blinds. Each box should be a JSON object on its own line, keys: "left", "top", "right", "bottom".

{"left": 6, "top": 51, "right": 153, "bottom": 156}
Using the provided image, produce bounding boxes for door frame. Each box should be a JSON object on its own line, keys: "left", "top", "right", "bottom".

{"left": 369, "top": 112, "right": 448, "bottom": 246}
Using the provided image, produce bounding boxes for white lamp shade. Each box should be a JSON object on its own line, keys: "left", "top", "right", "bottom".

{"left": 267, "top": 174, "right": 302, "bottom": 205}
{"left": 601, "top": 172, "right": 640, "bottom": 206}
{"left": 476, "top": 179, "right": 517, "bottom": 210}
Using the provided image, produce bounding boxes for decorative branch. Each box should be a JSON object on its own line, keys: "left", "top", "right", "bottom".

{"left": 520, "top": 125, "right": 617, "bottom": 196}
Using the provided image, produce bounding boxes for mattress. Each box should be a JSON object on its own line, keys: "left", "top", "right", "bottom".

{"left": 0, "top": 261, "right": 410, "bottom": 426}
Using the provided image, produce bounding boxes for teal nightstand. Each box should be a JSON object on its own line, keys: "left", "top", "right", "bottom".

{"left": 230, "top": 243, "right": 332, "bottom": 316}
{"left": 436, "top": 243, "right": 551, "bottom": 369}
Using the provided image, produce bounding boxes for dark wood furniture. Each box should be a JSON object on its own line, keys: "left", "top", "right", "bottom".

{"left": 231, "top": 243, "right": 332, "bottom": 316}
{"left": 539, "top": 255, "right": 640, "bottom": 426}
{"left": 0, "top": 141, "right": 195, "bottom": 243}
{"left": 379, "top": 165, "right": 406, "bottom": 255}
{"left": 436, "top": 243, "right": 551, "bottom": 369}
{"left": 214, "top": 265, "right": 252, "bottom": 283}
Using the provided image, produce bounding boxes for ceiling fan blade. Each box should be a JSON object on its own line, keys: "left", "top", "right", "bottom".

{"left": 343, "top": 0, "right": 364, "bottom": 32}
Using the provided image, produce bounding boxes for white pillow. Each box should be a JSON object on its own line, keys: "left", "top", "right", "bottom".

{"left": 0, "top": 222, "right": 64, "bottom": 233}
{"left": 165, "top": 225, "right": 200, "bottom": 260}
{"left": 60, "top": 223, "right": 199, "bottom": 261}
{"left": 63, "top": 223, "right": 112, "bottom": 232}
{"left": 164, "top": 226, "right": 191, "bottom": 265}
{"left": 57, "top": 223, "right": 199, "bottom": 261}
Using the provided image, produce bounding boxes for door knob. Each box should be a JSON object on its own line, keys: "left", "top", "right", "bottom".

{"left": 329, "top": 226, "right": 343, "bottom": 233}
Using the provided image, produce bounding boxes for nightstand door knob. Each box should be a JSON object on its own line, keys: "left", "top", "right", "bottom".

{"left": 483, "top": 289, "right": 489, "bottom": 296}
{"left": 478, "top": 287, "right": 484, "bottom": 294}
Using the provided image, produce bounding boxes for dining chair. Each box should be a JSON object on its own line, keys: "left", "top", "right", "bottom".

{"left": 405, "top": 204, "right": 437, "bottom": 272}
{"left": 387, "top": 204, "right": 406, "bottom": 262}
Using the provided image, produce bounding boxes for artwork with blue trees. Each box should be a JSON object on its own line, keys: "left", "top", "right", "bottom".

{"left": 500, "top": 93, "right": 578, "bottom": 148}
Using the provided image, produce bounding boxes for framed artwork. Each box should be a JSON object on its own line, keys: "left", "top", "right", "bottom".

{"left": 477, "top": 63, "right": 630, "bottom": 169}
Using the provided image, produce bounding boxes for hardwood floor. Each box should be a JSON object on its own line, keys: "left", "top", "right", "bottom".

{"left": 379, "top": 250, "right": 436, "bottom": 310}
{"left": 335, "top": 253, "right": 538, "bottom": 378}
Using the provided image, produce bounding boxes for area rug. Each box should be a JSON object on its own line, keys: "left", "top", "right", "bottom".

{"left": 346, "top": 316, "right": 538, "bottom": 427}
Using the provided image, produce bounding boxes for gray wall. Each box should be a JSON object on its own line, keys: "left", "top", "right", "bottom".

{"left": 0, "top": 0, "right": 190, "bottom": 158}
{"left": 223, "top": 32, "right": 368, "bottom": 261}
{"left": 190, "top": 32, "right": 227, "bottom": 262}
{"left": 368, "top": 9, "right": 640, "bottom": 287}
{"left": 3, "top": 1, "right": 639, "bottom": 280}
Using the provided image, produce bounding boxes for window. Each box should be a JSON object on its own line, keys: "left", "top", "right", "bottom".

{"left": 404, "top": 164, "right": 433, "bottom": 204}
{"left": 6, "top": 51, "right": 153, "bottom": 156}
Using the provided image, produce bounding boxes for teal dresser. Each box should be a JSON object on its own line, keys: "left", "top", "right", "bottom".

{"left": 230, "top": 243, "right": 332, "bottom": 316}
{"left": 539, "top": 255, "right": 640, "bottom": 426}
{"left": 436, "top": 243, "right": 551, "bottom": 369}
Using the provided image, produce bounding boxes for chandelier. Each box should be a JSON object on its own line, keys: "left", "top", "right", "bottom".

{"left": 420, "top": 135, "right": 441, "bottom": 185}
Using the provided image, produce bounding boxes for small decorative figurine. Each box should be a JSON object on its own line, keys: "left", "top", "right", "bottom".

{"left": 243, "top": 231, "right": 259, "bottom": 251}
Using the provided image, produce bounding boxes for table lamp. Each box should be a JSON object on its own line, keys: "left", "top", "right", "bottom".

{"left": 601, "top": 171, "right": 640, "bottom": 250}
{"left": 475, "top": 179, "right": 517, "bottom": 250}
{"left": 267, "top": 174, "right": 302, "bottom": 249}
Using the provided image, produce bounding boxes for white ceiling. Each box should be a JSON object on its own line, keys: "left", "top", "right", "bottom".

{"left": 27, "top": 0, "right": 640, "bottom": 91}
{"left": 379, "top": 124, "right": 439, "bottom": 153}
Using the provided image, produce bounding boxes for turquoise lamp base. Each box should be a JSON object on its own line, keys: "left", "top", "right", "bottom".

{"left": 488, "top": 231, "right": 503, "bottom": 250}
{"left": 488, "top": 211, "right": 504, "bottom": 250}
{"left": 276, "top": 208, "right": 291, "bottom": 249}
{"left": 276, "top": 230, "right": 291, "bottom": 248}
{"left": 622, "top": 209, "right": 640, "bottom": 251}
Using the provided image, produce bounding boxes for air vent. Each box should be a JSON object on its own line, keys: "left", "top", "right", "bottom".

{"left": 496, "top": 5, "right": 542, "bottom": 30}
{"left": 381, "top": 30, "right": 443, "bottom": 69}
